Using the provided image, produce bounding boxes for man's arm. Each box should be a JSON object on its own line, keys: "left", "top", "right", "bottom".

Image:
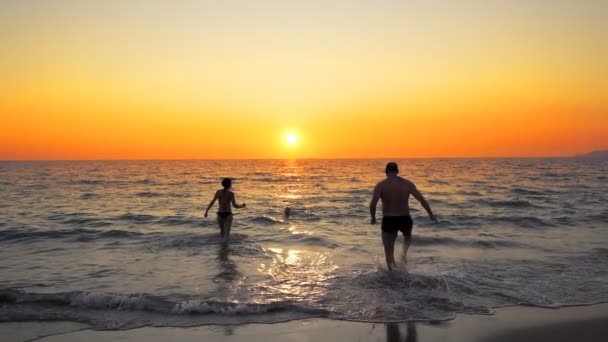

{"left": 231, "top": 193, "right": 246, "bottom": 209}
{"left": 411, "top": 185, "right": 437, "bottom": 221}
{"left": 204, "top": 192, "right": 218, "bottom": 218}
{"left": 369, "top": 184, "right": 381, "bottom": 224}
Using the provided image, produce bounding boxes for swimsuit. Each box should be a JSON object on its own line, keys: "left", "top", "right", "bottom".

{"left": 381, "top": 215, "right": 413, "bottom": 236}
{"left": 217, "top": 212, "right": 232, "bottom": 219}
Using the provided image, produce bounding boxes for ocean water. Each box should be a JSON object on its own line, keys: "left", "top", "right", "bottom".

{"left": 0, "top": 159, "right": 607, "bottom": 329}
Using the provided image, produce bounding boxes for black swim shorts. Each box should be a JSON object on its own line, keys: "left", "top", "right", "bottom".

{"left": 381, "top": 215, "right": 413, "bottom": 235}
{"left": 217, "top": 212, "right": 232, "bottom": 219}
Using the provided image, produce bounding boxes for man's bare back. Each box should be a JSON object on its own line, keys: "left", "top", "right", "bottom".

{"left": 373, "top": 176, "right": 417, "bottom": 216}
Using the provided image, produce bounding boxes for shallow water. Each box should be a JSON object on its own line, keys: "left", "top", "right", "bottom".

{"left": 0, "top": 159, "right": 607, "bottom": 329}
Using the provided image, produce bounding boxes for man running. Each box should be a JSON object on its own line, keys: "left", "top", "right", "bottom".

{"left": 370, "top": 162, "right": 436, "bottom": 269}
{"left": 204, "top": 178, "right": 246, "bottom": 242}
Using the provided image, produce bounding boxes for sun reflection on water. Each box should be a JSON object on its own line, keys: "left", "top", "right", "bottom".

{"left": 287, "top": 225, "right": 313, "bottom": 235}
{"left": 254, "top": 247, "right": 338, "bottom": 302}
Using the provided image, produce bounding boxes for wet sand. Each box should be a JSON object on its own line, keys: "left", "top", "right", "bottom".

{"left": 2, "top": 303, "right": 607, "bottom": 342}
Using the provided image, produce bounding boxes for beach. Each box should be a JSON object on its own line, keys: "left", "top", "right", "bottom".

{"left": 3, "top": 304, "right": 608, "bottom": 342}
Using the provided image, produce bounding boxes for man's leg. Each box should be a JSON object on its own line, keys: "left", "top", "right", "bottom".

{"left": 385, "top": 323, "right": 400, "bottom": 342}
{"left": 382, "top": 231, "right": 398, "bottom": 270}
{"left": 401, "top": 217, "right": 414, "bottom": 264}
{"left": 405, "top": 322, "right": 417, "bottom": 342}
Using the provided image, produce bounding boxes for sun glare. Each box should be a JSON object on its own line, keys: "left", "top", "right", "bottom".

{"left": 286, "top": 134, "right": 297, "bottom": 145}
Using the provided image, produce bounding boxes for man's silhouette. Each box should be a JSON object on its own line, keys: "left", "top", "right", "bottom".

{"left": 370, "top": 162, "right": 436, "bottom": 269}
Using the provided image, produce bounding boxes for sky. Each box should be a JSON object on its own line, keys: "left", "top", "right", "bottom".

{"left": 1, "top": 0, "right": 606, "bottom": 159}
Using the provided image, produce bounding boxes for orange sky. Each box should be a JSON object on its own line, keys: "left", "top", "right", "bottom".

{"left": 1, "top": 1, "right": 606, "bottom": 160}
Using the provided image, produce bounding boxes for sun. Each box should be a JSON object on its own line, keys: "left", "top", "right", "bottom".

{"left": 286, "top": 134, "right": 297, "bottom": 145}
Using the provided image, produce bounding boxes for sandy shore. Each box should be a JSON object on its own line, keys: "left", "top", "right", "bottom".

{"left": 2, "top": 304, "right": 608, "bottom": 342}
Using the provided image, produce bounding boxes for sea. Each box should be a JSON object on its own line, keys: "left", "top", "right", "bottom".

{"left": 1, "top": 159, "right": 607, "bottom": 329}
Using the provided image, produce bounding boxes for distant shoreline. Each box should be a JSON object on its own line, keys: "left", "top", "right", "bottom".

{"left": 575, "top": 150, "right": 608, "bottom": 159}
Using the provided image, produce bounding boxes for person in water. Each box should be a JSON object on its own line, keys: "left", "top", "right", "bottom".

{"left": 204, "top": 178, "right": 246, "bottom": 242}
{"left": 284, "top": 206, "right": 291, "bottom": 220}
{"left": 370, "top": 162, "right": 436, "bottom": 269}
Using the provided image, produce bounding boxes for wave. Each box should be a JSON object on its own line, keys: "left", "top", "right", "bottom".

{"left": 157, "top": 216, "right": 201, "bottom": 226}
{"left": 46, "top": 212, "right": 111, "bottom": 228}
{"left": 349, "top": 270, "right": 451, "bottom": 292}
{"left": 340, "top": 189, "right": 371, "bottom": 196}
{"left": 140, "top": 233, "right": 263, "bottom": 257}
{"left": 0, "top": 225, "right": 231, "bottom": 248}
{"left": 487, "top": 216, "right": 553, "bottom": 228}
{"left": 24, "top": 183, "right": 48, "bottom": 190}
{"left": 0, "top": 227, "right": 97, "bottom": 242}
{"left": 116, "top": 213, "right": 205, "bottom": 227}
{"left": 64, "top": 218, "right": 111, "bottom": 227}
{"left": 542, "top": 172, "right": 563, "bottom": 177}
{"left": 75, "top": 179, "right": 106, "bottom": 185}
{"left": 133, "top": 179, "right": 155, "bottom": 184}
{"left": 75, "top": 230, "right": 144, "bottom": 242}
{"left": 163, "top": 180, "right": 189, "bottom": 186}
{"left": 150, "top": 233, "right": 225, "bottom": 249}
{"left": 259, "top": 233, "right": 339, "bottom": 248}
{"left": 299, "top": 212, "right": 322, "bottom": 221}
{"left": 428, "top": 191, "right": 452, "bottom": 196}
{"left": 80, "top": 193, "right": 101, "bottom": 200}
{"left": 249, "top": 177, "right": 283, "bottom": 183}
{"left": 0, "top": 227, "right": 143, "bottom": 243}
{"left": 247, "top": 216, "right": 287, "bottom": 225}
{"left": 1, "top": 249, "right": 608, "bottom": 328}
{"left": 43, "top": 211, "right": 207, "bottom": 228}
{"left": 477, "top": 199, "right": 536, "bottom": 208}
{"left": 414, "top": 236, "right": 524, "bottom": 249}
{"left": 133, "top": 191, "right": 192, "bottom": 198}
{"left": 324, "top": 248, "right": 608, "bottom": 322}
{"left": 582, "top": 211, "right": 608, "bottom": 223}
{"left": 66, "top": 178, "right": 159, "bottom": 186}
{"left": 118, "top": 213, "right": 157, "bottom": 223}
{"left": 173, "top": 300, "right": 305, "bottom": 315}
{"left": 0, "top": 289, "right": 323, "bottom": 329}
{"left": 0, "top": 289, "right": 326, "bottom": 329}
{"left": 510, "top": 188, "right": 544, "bottom": 195}
{"left": 135, "top": 191, "right": 162, "bottom": 197}
{"left": 197, "top": 179, "right": 223, "bottom": 185}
